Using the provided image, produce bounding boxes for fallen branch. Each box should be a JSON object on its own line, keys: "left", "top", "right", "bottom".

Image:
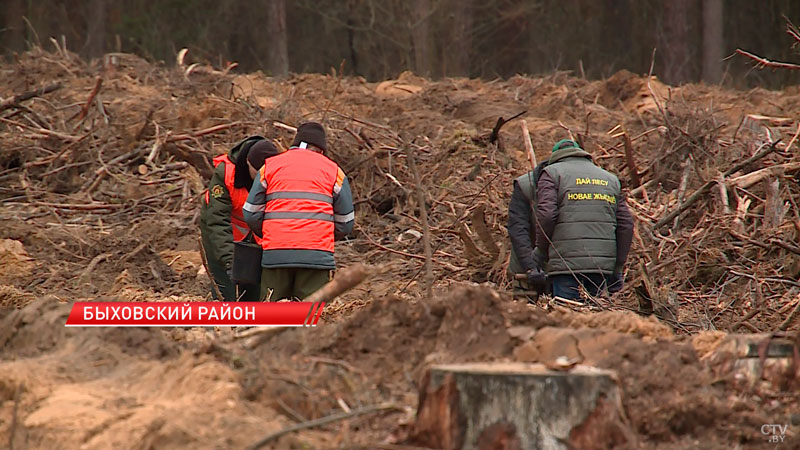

{"left": 165, "top": 121, "right": 243, "bottom": 143}
{"left": 305, "top": 263, "right": 369, "bottom": 303}
{"left": 19, "top": 202, "right": 124, "bottom": 210}
{"left": 75, "top": 76, "right": 103, "bottom": 122}
{"left": 778, "top": 299, "right": 800, "bottom": 331}
{"left": 0, "top": 82, "right": 62, "bottom": 112}
{"left": 736, "top": 48, "right": 800, "bottom": 70}
{"left": 716, "top": 174, "right": 730, "bottom": 215}
{"left": 654, "top": 141, "right": 781, "bottom": 229}
{"left": 198, "top": 236, "right": 224, "bottom": 300}
{"left": 407, "top": 149, "right": 433, "bottom": 298}
{"left": 489, "top": 110, "right": 526, "bottom": 144}
{"left": 0, "top": 117, "right": 80, "bottom": 142}
{"left": 362, "top": 232, "right": 463, "bottom": 271}
{"left": 521, "top": 120, "right": 537, "bottom": 168}
{"left": 729, "top": 162, "right": 800, "bottom": 189}
{"left": 622, "top": 132, "right": 642, "bottom": 188}
{"left": 730, "top": 308, "right": 762, "bottom": 332}
{"left": 78, "top": 253, "right": 111, "bottom": 283}
{"left": 273, "top": 121, "right": 297, "bottom": 133}
{"left": 248, "top": 402, "right": 400, "bottom": 450}
{"left": 629, "top": 179, "right": 657, "bottom": 198}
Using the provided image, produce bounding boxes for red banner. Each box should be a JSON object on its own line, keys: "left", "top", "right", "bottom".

{"left": 65, "top": 302, "right": 325, "bottom": 327}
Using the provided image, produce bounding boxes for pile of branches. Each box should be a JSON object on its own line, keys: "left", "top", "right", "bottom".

{"left": 617, "top": 94, "right": 800, "bottom": 333}
{"left": 3, "top": 45, "right": 800, "bottom": 335}
{"left": 0, "top": 49, "right": 258, "bottom": 225}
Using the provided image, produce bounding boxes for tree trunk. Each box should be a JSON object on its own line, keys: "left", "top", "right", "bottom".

{"left": 444, "top": 0, "right": 472, "bottom": 77}
{"left": 661, "top": 0, "right": 691, "bottom": 85}
{"left": 3, "top": 0, "right": 27, "bottom": 54}
{"left": 411, "top": 363, "right": 634, "bottom": 450}
{"left": 702, "top": 0, "right": 723, "bottom": 84}
{"left": 266, "top": 0, "right": 289, "bottom": 77}
{"left": 83, "top": 0, "right": 107, "bottom": 59}
{"left": 412, "top": 0, "right": 433, "bottom": 78}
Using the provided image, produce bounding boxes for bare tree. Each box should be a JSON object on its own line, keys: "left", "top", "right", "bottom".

{"left": 661, "top": 0, "right": 691, "bottom": 85}
{"left": 412, "top": 0, "right": 433, "bottom": 77}
{"left": 702, "top": 0, "right": 723, "bottom": 83}
{"left": 443, "top": 0, "right": 472, "bottom": 77}
{"left": 3, "top": 0, "right": 27, "bottom": 54}
{"left": 83, "top": 0, "right": 107, "bottom": 59}
{"left": 266, "top": 0, "right": 289, "bottom": 76}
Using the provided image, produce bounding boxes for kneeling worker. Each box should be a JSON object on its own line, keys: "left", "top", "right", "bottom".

{"left": 507, "top": 159, "right": 550, "bottom": 299}
{"left": 532, "top": 139, "right": 634, "bottom": 301}
{"left": 244, "top": 122, "right": 355, "bottom": 301}
{"left": 200, "top": 137, "right": 281, "bottom": 301}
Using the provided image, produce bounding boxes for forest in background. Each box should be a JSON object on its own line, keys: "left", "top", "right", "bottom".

{"left": 1, "top": 0, "right": 799, "bottom": 88}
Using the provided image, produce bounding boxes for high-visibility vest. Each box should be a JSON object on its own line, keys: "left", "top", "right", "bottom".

{"left": 260, "top": 149, "right": 339, "bottom": 253}
{"left": 205, "top": 154, "right": 259, "bottom": 244}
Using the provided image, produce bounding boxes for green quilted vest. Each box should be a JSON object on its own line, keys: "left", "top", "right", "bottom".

{"left": 542, "top": 148, "right": 620, "bottom": 275}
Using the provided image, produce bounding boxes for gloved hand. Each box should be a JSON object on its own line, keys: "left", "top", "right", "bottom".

{"left": 532, "top": 247, "right": 547, "bottom": 269}
{"left": 527, "top": 267, "right": 547, "bottom": 286}
{"left": 608, "top": 273, "right": 624, "bottom": 293}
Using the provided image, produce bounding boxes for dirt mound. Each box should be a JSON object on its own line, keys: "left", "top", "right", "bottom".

{"left": 0, "top": 299, "right": 292, "bottom": 450}
{"left": 555, "top": 308, "right": 674, "bottom": 340}
{"left": 0, "top": 239, "right": 34, "bottom": 281}
{"left": 0, "top": 285, "right": 36, "bottom": 308}
{"left": 308, "top": 287, "right": 555, "bottom": 381}
{"left": 2, "top": 285, "right": 800, "bottom": 448}
{"left": 3, "top": 47, "right": 800, "bottom": 448}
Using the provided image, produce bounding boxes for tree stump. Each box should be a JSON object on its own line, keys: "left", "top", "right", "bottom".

{"left": 411, "top": 362, "right": 634, "bottom": 450}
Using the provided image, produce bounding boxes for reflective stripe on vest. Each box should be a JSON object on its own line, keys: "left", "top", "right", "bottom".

{"left": 260, "top": 149, "right": 338, "bottom": 252}
{"left": 212, "top": 154, "right": 260, "bottom": 245}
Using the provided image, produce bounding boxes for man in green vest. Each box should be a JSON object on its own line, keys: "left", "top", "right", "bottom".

{"left": 531, "top": 139, "right": 634, "bottom": 301}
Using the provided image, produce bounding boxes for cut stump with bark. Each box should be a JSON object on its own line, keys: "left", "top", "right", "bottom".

{"left": 411, "top": 362, "right": 633, "bottom": 450}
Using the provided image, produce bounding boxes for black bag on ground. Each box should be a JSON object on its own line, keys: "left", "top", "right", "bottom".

{"left": 231, "top": 241, "right": 262, "bottom": 285}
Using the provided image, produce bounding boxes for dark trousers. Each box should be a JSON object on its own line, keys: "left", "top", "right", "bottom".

{"left": 551, "top": 273, "right": 611, "bottom": 300}
{"left": 203, "top": 240, "right": 261, "bottom": 301}
{"left": 260, "top": 267, "right": 332, "bottom": 301}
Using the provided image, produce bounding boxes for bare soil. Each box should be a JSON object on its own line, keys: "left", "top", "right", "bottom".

{"left": 2, "top": 47, "right": 800, "bottom": 449}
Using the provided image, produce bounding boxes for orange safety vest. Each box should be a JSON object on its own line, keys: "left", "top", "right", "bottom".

{"left": 205, "top": 154, "right": 260, "bottom": 245}
{"left": 260, "top": 149, "right": 339, "bottom": 253}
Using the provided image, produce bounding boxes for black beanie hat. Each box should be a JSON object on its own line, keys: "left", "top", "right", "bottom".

{"left": 247, "top": 140, "right": 280, "bottom": 169}
{"left": 291, "top": 122, "right": 327, "bottom": 151}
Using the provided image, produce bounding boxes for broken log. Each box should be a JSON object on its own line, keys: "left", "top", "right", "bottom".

{"left": 471, "top": 205, "right": 499, "bottom": 258}
{"left": 622, "top": 132, "right": 642, "bottom": 188}
{"left": 411, "top": 362, "right": 634, "bottom": 450}
{"left": 763, "top": 177, "right": 785, "bottom": 231}
{"left": 729, "top": 162, "right": 800, "bottom": 189}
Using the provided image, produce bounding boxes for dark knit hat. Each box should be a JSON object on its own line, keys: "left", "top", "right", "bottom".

{"left": 247, "top": 140, "right": 280, "bottom": 169}
{"left": 552, "top": 139, "right": 581, "bottom": 153}
{"left": 291, "top": 122, "right": 327, "bottom": 151}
